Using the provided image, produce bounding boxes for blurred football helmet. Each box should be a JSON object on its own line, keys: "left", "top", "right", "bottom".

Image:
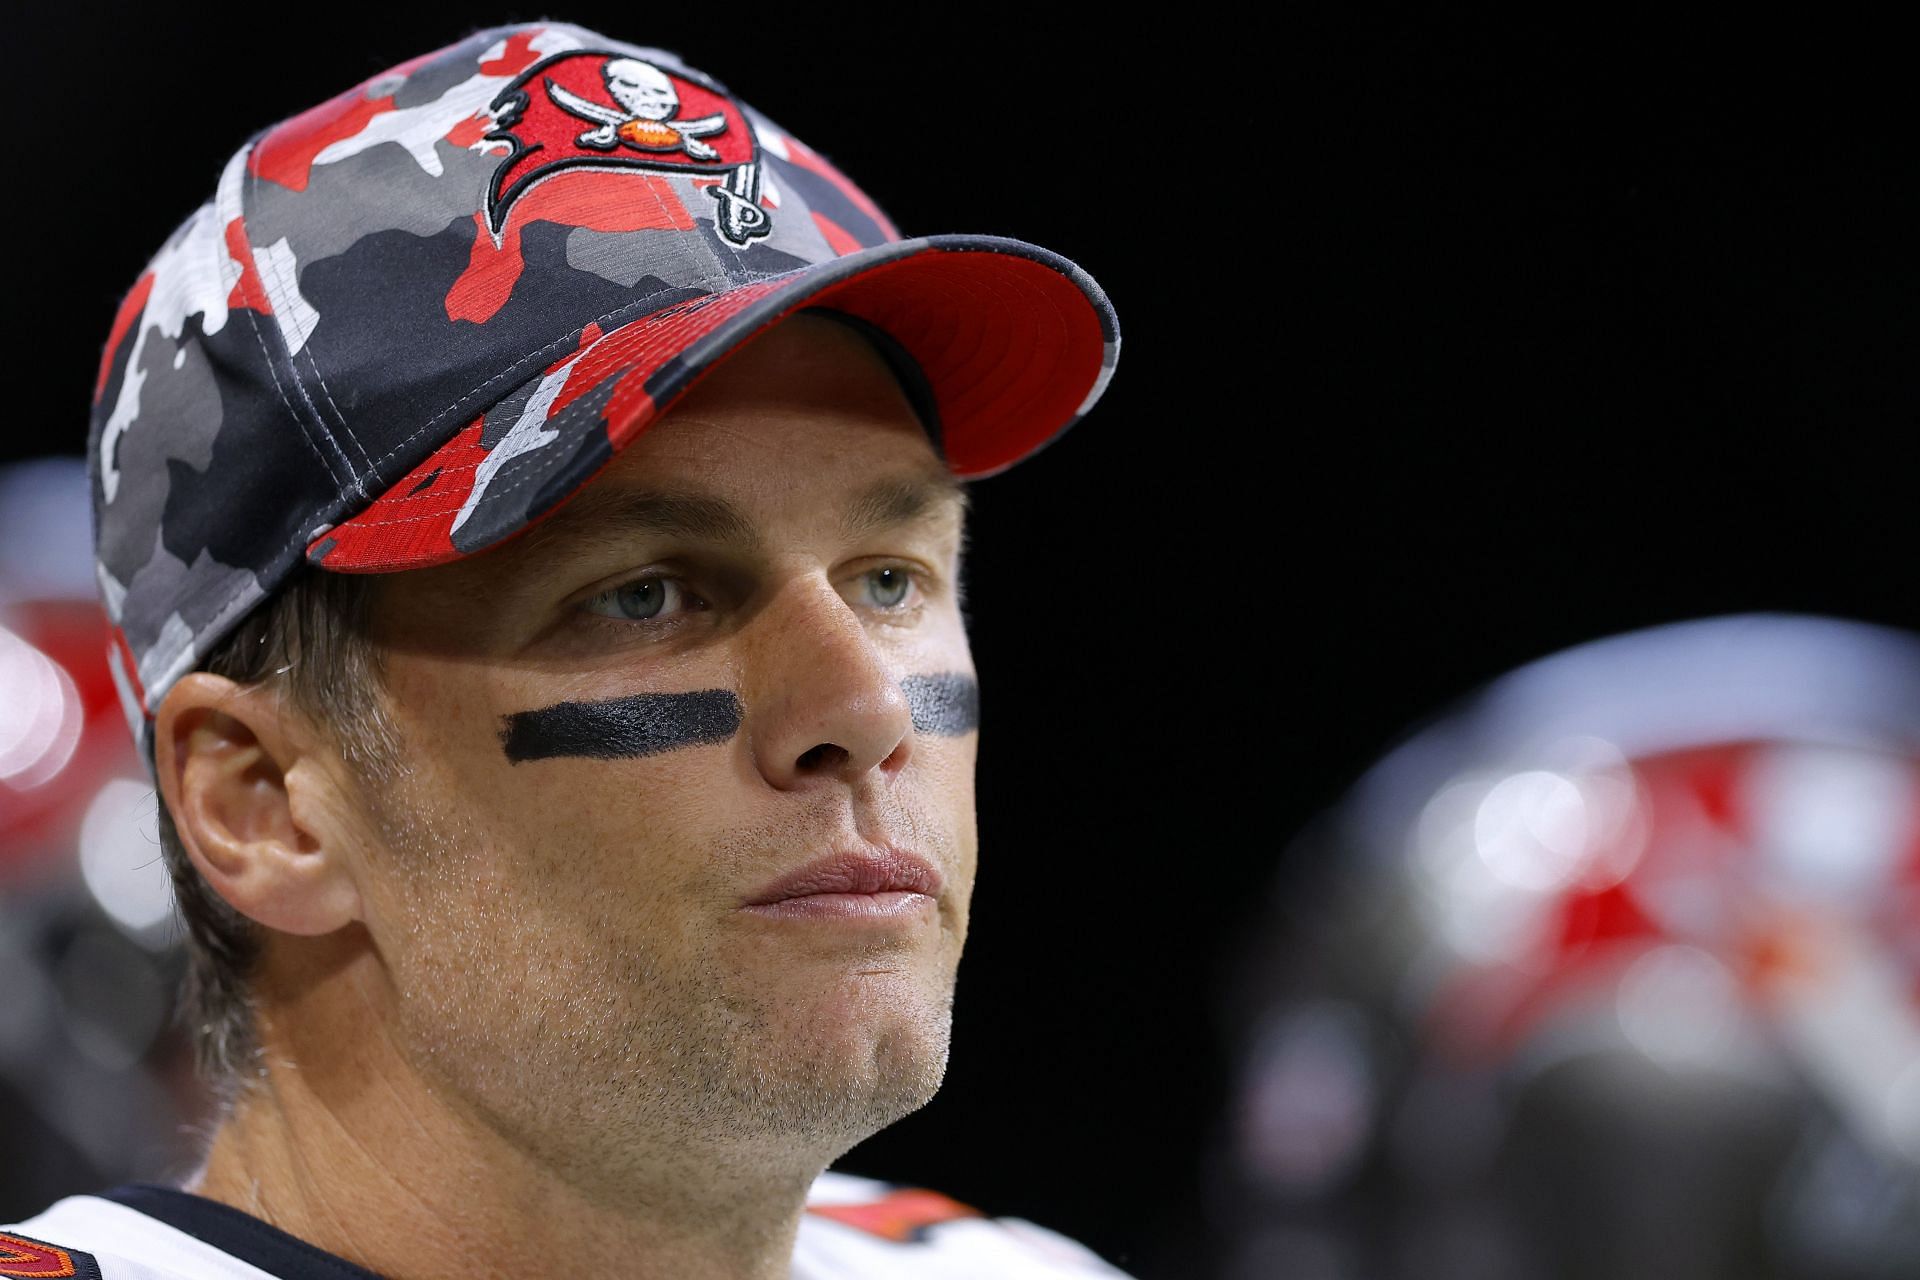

{"left": 1217, "top": 614, "right": 1920, "bottom": 1280}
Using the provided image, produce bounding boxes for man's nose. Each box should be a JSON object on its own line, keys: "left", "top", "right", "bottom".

{"left": 744, "top": 575, "right": 914, "bottom": 791}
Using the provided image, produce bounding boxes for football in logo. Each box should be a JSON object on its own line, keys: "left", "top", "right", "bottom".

{"left": 482, "top": 51, "right": 770, "bottom": 245}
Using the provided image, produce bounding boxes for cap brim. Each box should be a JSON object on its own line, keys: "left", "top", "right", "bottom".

{"left": 307, "top": 234, "right": 1119, "bottom": 573}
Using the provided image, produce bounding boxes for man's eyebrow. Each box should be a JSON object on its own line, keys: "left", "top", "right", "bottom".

{"left": 535, "top": 487, "right": 763, "bottom": 553}
{"left": 840, "top": 469, "right": 971, "bottom": 542}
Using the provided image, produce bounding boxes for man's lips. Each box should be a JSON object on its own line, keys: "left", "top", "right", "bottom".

{"left": 739, "top": 847, "right": 942, "bottom": 919}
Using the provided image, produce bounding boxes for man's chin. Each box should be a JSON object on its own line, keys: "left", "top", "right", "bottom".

{"left": 729, "top": 986, "right": 954, "bottom": 1143}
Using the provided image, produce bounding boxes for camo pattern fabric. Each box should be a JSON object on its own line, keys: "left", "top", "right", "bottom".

{"left": 86, "top": 20, "right": 1121, "bottom": 755}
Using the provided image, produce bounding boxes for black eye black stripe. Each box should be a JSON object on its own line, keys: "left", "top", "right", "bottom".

{"left": 901, "top": 672, "right": 980, "bottom": 736}
{"left": 500, "top": 674, "right": 980, "bottom": 763}
{"left": 500, "top": 689, "right": 742, "bottom": 762}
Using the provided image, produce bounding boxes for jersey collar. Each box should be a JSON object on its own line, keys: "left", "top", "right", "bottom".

{"left": 100, "top": 1186, "right": 385, "bottom": 1280}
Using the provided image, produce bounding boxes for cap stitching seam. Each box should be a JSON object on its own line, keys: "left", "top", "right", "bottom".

{"left": 244, "top": 156, "right": 373, "bottom": 496}
{"left": 323, "top": 283, "right": 792, "bottom": 535}
{"left": 360, "top": 282, "right": 763, "bottom": 474}
{"left": 225, "top": 147, "right": 351, "bottom": 491}
{"left": 301, "top": 347, "right": 370, "bottom": 478}
{"left": 235, "top": 298, "right": 343, "bottom": 488}
{"left": 334, "top": 319, "right": 698, "bottom": 529}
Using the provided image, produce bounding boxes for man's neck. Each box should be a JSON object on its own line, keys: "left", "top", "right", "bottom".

{"left": 185, "top": 947, "right": 822, "bottom": 1280}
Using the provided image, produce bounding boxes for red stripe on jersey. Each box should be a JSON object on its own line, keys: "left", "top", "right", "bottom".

{"left": 809, "top": 1188, "right": 984, "bottom": 1243}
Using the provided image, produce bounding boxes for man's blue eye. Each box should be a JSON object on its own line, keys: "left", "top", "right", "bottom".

{"left": 584, "top": 577, "right": 682, "bottom": 621}
{"left": 868, "top": 567, "right": 912, "bottom": 608}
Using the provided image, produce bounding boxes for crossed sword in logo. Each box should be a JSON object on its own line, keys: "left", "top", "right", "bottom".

{"left": 545, "top": 78, "right": 769, "bottom": 245}
{"left": 547, "top": 79, "right": 726, "bottom": 158}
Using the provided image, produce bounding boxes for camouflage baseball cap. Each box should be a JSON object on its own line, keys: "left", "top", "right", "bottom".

{"left": 88, "top": 21, "right": 1119, "bottom": 756}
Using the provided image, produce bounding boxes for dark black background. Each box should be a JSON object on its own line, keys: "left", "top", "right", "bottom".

{"left": 10, "top": 8, "right": 1916, "bottom": 1276}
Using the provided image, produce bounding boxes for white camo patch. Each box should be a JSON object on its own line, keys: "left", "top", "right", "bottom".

{"left": 99, "top": 195, "right": 239, "bottom": 505}
{"left": 253, "top": 238, "right": 321, "bottom": 355}
{"left": 451, "top": 360, "right": 576, "bottom": 536}
{"left": 314, "top": 28, "right": 584, "bottom": 177}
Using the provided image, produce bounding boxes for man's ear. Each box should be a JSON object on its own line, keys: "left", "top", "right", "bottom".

{"left": 154, "top": 673, "right": 364, "bottom": 936}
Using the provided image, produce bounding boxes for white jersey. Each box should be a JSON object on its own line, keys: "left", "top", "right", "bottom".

{"left": 2, "top": 1170, "right": 1132, "bottom": 1279}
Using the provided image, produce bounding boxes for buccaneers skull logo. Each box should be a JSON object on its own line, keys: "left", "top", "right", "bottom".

{"left": 548, "top": 58, "right": 728, "bottom": 158}
{"left": 481, "top": 51, "right": 771, "bottom": 245}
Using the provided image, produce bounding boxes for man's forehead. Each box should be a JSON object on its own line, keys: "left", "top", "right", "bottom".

{"left": 523, "top": 461, "right": 969, "bottom": 559}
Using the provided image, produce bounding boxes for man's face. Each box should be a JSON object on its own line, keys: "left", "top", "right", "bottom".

{"left": 319, "top": 314, "right": 976, "bottom": 1185}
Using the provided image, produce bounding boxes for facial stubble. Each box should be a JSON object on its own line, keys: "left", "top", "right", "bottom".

{"left": 354, "top": 757, "right": 961, "bottom": 1198}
